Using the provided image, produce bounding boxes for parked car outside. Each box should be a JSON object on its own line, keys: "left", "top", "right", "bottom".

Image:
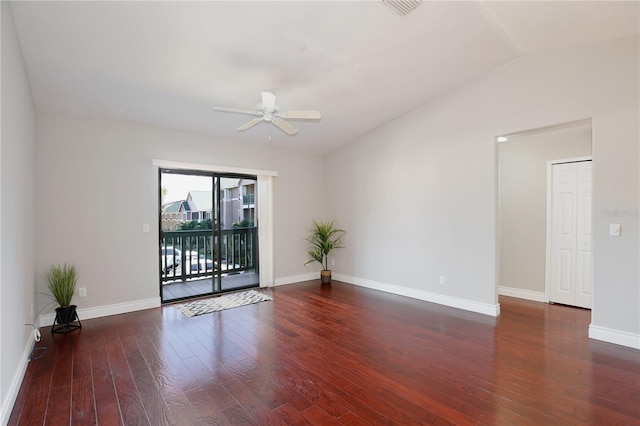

{"left": 184, "top": 251, "right": 214, "bottom": 272}
{"left": 161, "top": 246, "right": 181, "bottom": 272}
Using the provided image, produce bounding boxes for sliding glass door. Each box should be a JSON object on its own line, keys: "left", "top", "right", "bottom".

{"left": 159, "top": 169, "right": 259, "bottom": 303}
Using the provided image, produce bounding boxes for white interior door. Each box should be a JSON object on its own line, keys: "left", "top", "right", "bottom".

{"left": 548, "top": 160, "right": 592, "bottom": 308}
{"left": 574, "top": 162, "right": 593, "bottom": 308}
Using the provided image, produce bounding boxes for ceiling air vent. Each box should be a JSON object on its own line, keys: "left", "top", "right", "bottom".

{"left": 383, "top": 0, "right": 422, "bottom": 16}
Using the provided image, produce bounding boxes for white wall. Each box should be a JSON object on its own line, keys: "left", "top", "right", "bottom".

{"left": 326, "top": 36, "right": 639, "bottom": 345}
{"left": 36, "top": 111, "right": 324, "bottom": 311}
{"left": 499, "top": 127, "right": 592, "bottom": 295}
{"left": 0, "top": 1, "right": 38, "bottom": 422}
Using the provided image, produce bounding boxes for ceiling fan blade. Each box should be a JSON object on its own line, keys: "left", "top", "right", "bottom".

{"left": 213, "top": 107, "right": 259, "bottom": 116}
{"left": 279, "top": 110, "right": 322, "bottom": 120}
{"left": 261, "top": 90, "right": 277, "bottom": 111}
{"left": 236, "top": 117, "right": 264, "bottom": 131}
{"left": 272, "top": 118, "right": 298, "bottom": 136}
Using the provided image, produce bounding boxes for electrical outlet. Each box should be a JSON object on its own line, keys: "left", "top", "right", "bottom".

{"left": 332, "top": 259, "right": 335, "bottom": 266}
{"left": 439, "top": 275, "right": 446, "bottom": 285}
{"left": 79, "top": 287, "right": 87, "bottom": 297}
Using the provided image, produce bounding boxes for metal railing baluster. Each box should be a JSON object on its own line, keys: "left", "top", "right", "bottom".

{"left": 161, "top": 227, "right": 257, "bottom": 284}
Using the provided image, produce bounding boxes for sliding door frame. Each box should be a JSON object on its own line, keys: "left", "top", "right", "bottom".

{"left": 158, "top": 167, "right": 259, "bottom": 303}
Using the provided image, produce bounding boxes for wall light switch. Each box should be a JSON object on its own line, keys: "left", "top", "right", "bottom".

{"left": 609, "top": 224, "right": 621, "bottom": 237}
{"left": 142, "top": 224, "right": 150, "bottom": 233}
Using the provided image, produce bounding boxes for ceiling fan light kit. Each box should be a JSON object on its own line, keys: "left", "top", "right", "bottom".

{"left": 213, "top": 90, "right": 321, "bottom": 137}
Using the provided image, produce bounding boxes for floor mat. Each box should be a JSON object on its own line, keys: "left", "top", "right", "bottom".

{"left": 174, "top": 290, "right": 272, "bottom": 317}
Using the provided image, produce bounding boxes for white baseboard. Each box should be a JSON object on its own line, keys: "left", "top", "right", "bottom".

{"left": 334, "top": 273, "right": 500, "bottom": 317}
{"left": 589, "top": 324, "right": 640, "bottom": 349}
{"left": 498, "top": 286, "right": 545, "bottom": 302}
{"left": 275, "top": 272, "right": 318, "bottom": 286}
{"left": 38, "top": 297, "right": 161, "bottom": 328}
{"left": 0, "top": 329, "right": 37, "bottom": 425}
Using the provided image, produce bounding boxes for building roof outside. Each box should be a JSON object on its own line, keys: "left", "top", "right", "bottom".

{"left": 188, "top": 190, "right": 213, "bottom": 212}
{"left": 162, "top": 200, "right": 185, "bottom": 214}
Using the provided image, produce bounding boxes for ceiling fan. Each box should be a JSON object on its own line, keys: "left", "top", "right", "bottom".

{"left": 213, "top": 90, "right": 321, "bottom": 136}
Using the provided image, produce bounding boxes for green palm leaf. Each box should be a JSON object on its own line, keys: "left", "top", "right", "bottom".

{"left": 304, "top": 220, "right": 346, "bottom": 270}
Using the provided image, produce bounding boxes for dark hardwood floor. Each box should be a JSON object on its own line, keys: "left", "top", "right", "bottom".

{"left": 9, "top": 281, "right": 640, "bottom": 425}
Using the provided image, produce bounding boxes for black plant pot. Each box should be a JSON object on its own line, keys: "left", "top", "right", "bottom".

{"left": 52, "top": 305, "right": 82, "bottom": 334}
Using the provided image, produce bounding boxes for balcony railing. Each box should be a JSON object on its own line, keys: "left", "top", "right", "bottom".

{"left": 160, "top": 227, "right": 257, "bottom": 284}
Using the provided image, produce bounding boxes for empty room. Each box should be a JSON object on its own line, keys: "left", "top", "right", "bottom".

{"left": 1, "top": 1, "right": 639, "bottom": 424}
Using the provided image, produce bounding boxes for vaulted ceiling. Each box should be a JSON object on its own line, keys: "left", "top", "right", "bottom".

{"left": 10, "top": 1, "right": 639, "bottom": 153}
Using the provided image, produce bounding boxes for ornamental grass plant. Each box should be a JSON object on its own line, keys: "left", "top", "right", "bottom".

{"left": 45, "top": 263, "right": 77, "bottom": 308}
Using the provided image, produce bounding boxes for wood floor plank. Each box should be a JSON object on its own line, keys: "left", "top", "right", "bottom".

{"left": 46, "top": 384, "right": 71, "bottom": 425}
{"left": 71, "top": 375, "right": 97, "bottom": 425}
{"left": 182, "top": 386, "right": 231, "bottom": 425}
{"left": 8, "top": 388, "right": 48, "bottom": 426}
{"left": 8, "top": 282, "right": 640, "bottom": 425}
{"left": 301, "top": 404, "right": 344, "bottom": 426}
{"left": 336, "top": 410, "right": 374, "bottom": 426}
{"left": 6, "top": 355, "right": 35, "bottom": 426}
{"left": 105, "top": 337, "right": 150, "bottom": 425}
{"left": 201, "top": 380, "right": 238, "bottom": 411}
{"left": 221, "top": 378, "right": 282, "bottom": 425}
{"left": 220, "top": 403, "right": 256, "bottom": 426}
{"left": 128, "top": 360, "right": 176, "bottom": 426}
{"left": 270, "top": 402, "right": 313, "bottom": 426}
{"left": 90, "top": 344, "right": 124, "bottom": 425}
{"left": 136, "top": 325, "right": 207, "bottom": 426}
{"left": 49, "top": 336, "right": 74, "bottom": 389}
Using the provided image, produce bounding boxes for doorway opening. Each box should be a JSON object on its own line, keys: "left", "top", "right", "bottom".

{"left": 159, "top": 168, "right": 259, "bottom": 303}
{"left": 496, "top": 119, "right": 593, "bottom": 309}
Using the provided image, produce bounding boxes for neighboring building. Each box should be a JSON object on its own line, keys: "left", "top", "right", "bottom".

{"left": 161, "top": 200, "right": 189, "bottom": 231}
{"left": 221, "top": 179, "right": 255, "bottom": 229}
{"left": 176, "top": 180, "right": 255, "bottom": 230}
{"left": 185, "top": 190, "right": 213, "bottom": 222}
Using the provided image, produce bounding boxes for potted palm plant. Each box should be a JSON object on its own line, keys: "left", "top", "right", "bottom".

{"left": 45, "top": 263, "right": 81, "bottom": 333}
{"left": 304, "top": 220, "right": 346, "bottom": 284}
